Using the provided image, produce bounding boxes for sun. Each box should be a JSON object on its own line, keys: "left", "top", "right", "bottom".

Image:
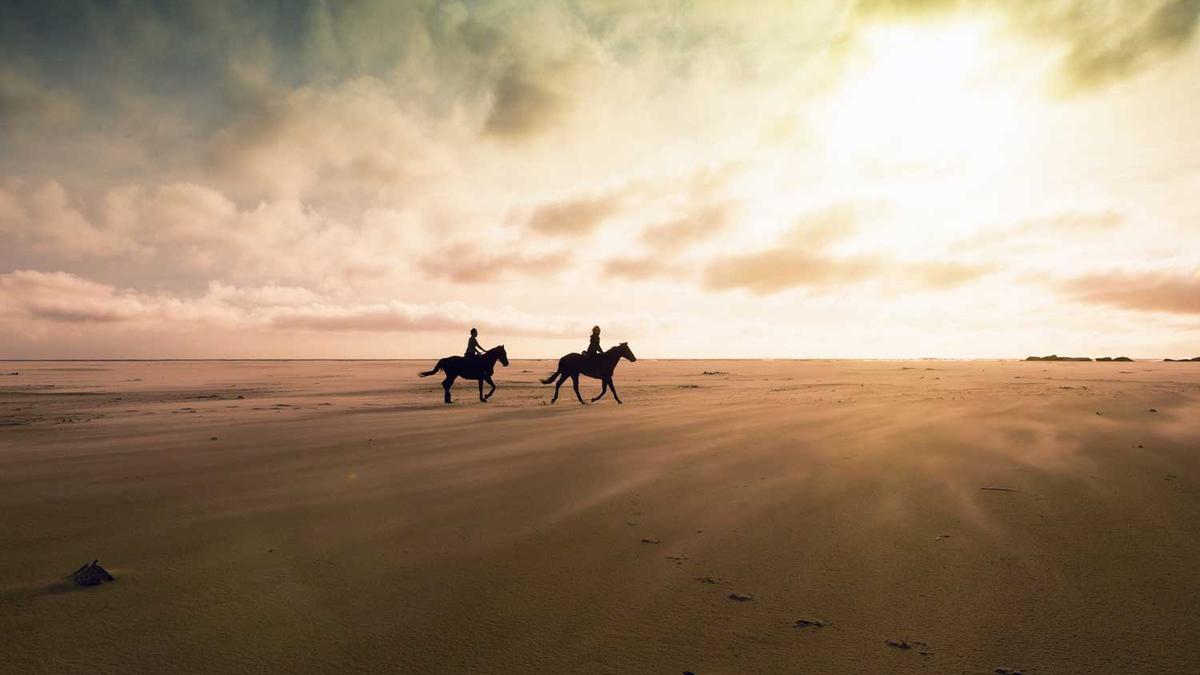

{"left": 817, "top": 20, "right": 1032, "bottom": 169}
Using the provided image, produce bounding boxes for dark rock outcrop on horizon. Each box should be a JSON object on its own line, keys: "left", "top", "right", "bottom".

{"left": 1025, "top": 355, "right": 1137, "bottom": 362}
{"left": 1164, "top": 357, "right": 1200, "bottom": 362}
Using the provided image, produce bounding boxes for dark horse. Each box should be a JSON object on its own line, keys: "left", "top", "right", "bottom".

{"left": 540, "top": 342, "right": 637, "bottom": 404}
{"left": 419, "top": 345, "right": 509, "bottom": 403}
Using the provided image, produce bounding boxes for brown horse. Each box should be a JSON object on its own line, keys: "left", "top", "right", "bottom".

{"left": 541, "top": 342, "right": 637, "bottom": 404}
{"left": 419, "top": 345, "right": 509, "bottom": 403}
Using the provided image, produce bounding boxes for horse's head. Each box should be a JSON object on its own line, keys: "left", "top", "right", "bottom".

{"left": 618, "top": 341, "right": 637, "bottom": 362}
{"left": 495, "top": 345, "right": 509, "bottom": 367}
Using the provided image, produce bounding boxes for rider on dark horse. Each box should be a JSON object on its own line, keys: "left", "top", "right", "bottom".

{"left": 584, "top": 326, "right": 602, "bottom": 361}
{"left": 465, "top": 328, "right": 487, "bottom": 359}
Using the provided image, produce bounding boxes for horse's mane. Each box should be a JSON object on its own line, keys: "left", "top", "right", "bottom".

{"left": 485, "top": 344, "right": 506, "bottom": 354}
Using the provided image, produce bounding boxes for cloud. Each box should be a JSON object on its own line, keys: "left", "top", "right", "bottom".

{"left": 778, "top": 203, "right": 867, "bottom": 248}
{"left": 705, "top": 249, "right": 883, "bottom": 295}
{"left": 483, "top": 64, "right": 570, "bottom": 138}
{"left": 0, "top": 69, "right": 81, "bottom": 132}
{"left": 0, "top": 180, "right": 143, "bottom": 259}
{"left": 0, "top": 270, "right": 153, "bottom": 323}
{"left": 526, "top": 192, "right": 625, "bottom": 237}
{"left": 210, "top": 76, "right": 454, "bottom": 200}
{"left": 701, "top": 203, "right": 871, "bottom": 294}
{"left": 701, "top": 202, "right": 989, "bottom": 294}
{"left": 0, "top": 180, "right": 420, "bottom": 290}
{"left": 854, "top": 0, "right": 1200, "bottom": 88}
{"left": 267, "top": 304, "right": 467, "bottom": 332}
{"left": 640, "top": 203, "right": 731, "bottom": 251}
{"left": 1058, "top": 0, "right": 1200, "bottom": 87}
{"left": 1060, "top": 269, "right": 1200, "bottom": 314}
{"left": 603, "top": 202, "right": 739, "bottom": 281}
{"left": 418, "top": 243, "right": 570, "bottom": 284}
{"left": 528, "top": 165, "right": 738, "bottom": 242}
{"left": 955, "top": 210, "right": 1127, "bottom": 252}
{"left": 204, "top": 281, "right": 321, "bottom": 308}
{"left": 905, "top": 260, "right": 993, "bottom": 289}
{"left": 268, "top": 302, "right": 571, "bottom": 337}
{"left": 0, "top": 269, "right": 580, "bottom": 338}
{"left": 603, "top": 256, "right": 684, "bottom": 281}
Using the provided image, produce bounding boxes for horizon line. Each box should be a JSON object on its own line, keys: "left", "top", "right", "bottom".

{"left": 0, "top": 356, "right": 1189, "bottom": 363}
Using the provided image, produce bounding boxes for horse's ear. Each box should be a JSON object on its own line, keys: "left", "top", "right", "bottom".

{"left": 620, "top": 341, "right": 628, "bottom": 345}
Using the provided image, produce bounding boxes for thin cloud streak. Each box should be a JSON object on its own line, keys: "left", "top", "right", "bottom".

{"left": 1061, "top": 269, "right": 1200, "bottom": 315}
{"left": 0, "top": 270, "right": 579, "bottom": 338}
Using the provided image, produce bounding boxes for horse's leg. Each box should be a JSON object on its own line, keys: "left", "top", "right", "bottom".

{"left": 571, "top": 374, "right": 585, "bottom": 404}
{"left": 591, "top": 378, "right": 609, "bottom": 402}
{"left": 484, "top": 376, "right": 496, "bottom": 400}
{"left": 608, "top": 378, "right": 623, "bottom": 404}
{"left": 478, "top": 379, "right": 486, "bottom": 402}
{"left": 552, "top": 373, "right": 568, "bottom": 403}
{"left": 442, "top": 375, "right": 456, "bottom": 404}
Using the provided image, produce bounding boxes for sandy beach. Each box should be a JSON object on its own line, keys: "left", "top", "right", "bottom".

{"left": 2, "top": 359, "right": 1199, "bottom": 674}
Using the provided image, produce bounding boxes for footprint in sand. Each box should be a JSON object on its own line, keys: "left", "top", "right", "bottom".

{"left": 793, "top": 618, "right": 826, "bottom": 630}
{"left": 885, "top": 639, "right": 931, "bottom": 656}
{"left": 728, "top": 593, "right": 754, "bottom": 602}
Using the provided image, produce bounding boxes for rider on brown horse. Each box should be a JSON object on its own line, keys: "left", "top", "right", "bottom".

{"left": 542, "top": 340, "right": 636, "bottom": 404}
{"left": 421, "top": 344, "right": 509, "bottom": 403}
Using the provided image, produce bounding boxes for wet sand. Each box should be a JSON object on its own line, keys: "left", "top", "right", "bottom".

{"left": 2, "top": 359, "right": 1199, "bottom": 674}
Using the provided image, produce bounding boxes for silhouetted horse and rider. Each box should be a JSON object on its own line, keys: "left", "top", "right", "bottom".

{"left": 419, "top": 329, "right": 509, "bottom": 403}
{"left": 419, "top": 326, "right": 636, "bottom": 404}
{"left": 541, "top": 340, "right": 637, "bottom": 404}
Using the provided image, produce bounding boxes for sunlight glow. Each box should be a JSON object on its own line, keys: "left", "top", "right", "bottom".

{"left": 819, "top": 21, "right": 1030, "bottom": 168}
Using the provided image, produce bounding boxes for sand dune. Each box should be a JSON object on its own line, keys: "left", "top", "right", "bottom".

{"left": 2, "top": 359, "right": 1199, "bottom": 673}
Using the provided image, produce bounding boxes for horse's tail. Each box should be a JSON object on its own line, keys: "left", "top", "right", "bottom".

{"left": 419, "top": 359, "right": 446, "bottom": 377}
{"left": 539, "top": 367, "right": 560, "bottom": 385}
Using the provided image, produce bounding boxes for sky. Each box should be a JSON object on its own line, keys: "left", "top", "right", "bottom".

{"left": 1, "top": 0, "right": 1198, "bottom": 359}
